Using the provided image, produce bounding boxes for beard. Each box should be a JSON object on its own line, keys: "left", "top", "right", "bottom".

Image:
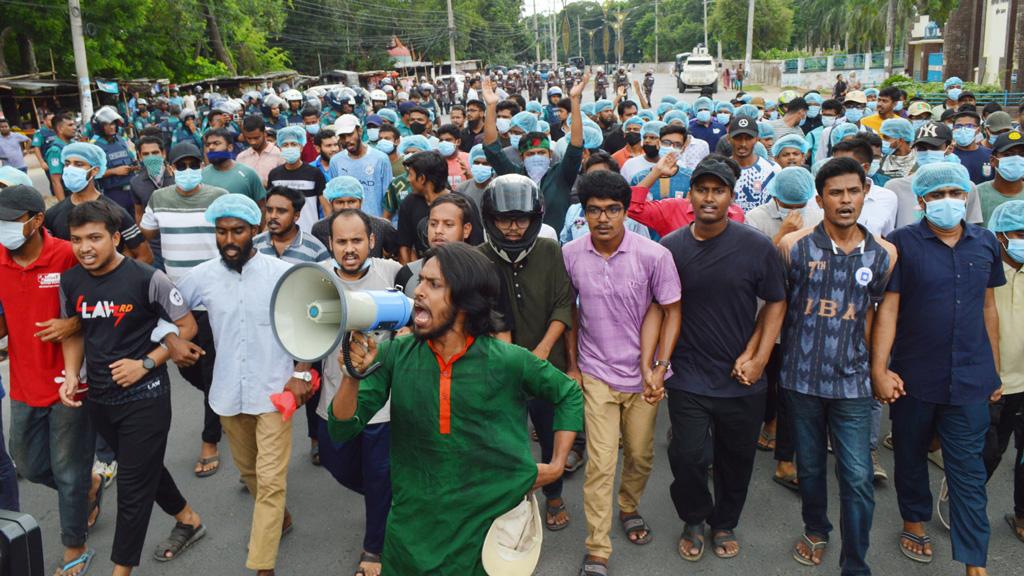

{"left": 413, "top": 303, "right": 456, "bottom": 341}
{"left": 219, "top": 239, "right": 255, "bottom": 273}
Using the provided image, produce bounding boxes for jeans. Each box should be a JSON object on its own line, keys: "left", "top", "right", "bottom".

{"left": 528, "top": 398, "right": 563, "bottom": 501}
{"left": 870, "top": 399, "right": 883, "bottom": 451}
{"left": 983, "top": 392, "right": 1024, "bottom": 517}
{"left": 0, "top": 402, "right": 20, "bottom": 511}
{"left": 8, "top": 399, "right": 94, "bottom": 547}
{"left": 788, "top": 390, "right": 874, "bottom": 576}
{"left": 765, "top": 344, "right": 795, "bottom": 462}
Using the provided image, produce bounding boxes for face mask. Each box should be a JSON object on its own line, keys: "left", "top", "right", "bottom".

{"left": 281, "top": 147, "right": 302, "bottom": 164}
{"left": 894, "top": 101, "right": 904, "bottom": 112}
{"left": 376, "top": 140, "right": 395, "bottom": 155}
{"left": 917, "top": 150, "right": 947, "bottom": 166}
{"left": 174, "top": 167, "right": 203, "bottom": 191}
{"left": 437, "top": 141, "right": 456, "bottom": 157}
{"left": 716, "top": 113, "right": 730, "bottom": 125}
{"left": 866, "top": 101, "right": 877, "bottom": 112}
{"left": 821, "top": 115, "right": 837, "bottom": 128}
{"left": 696, "top": 110, "right": 711, "bottom": 123}
{"left": 996, "top": 155, "right": 1024, "bottom": 182}
{"left": 207, "top": 150, "right": 232, "bottom": 164}
{"left": 769, "top": 110, "right": 779, "bottom": 121}
{"left": 305, "top": 123, "right": 320, "bottom": 136}
{"left": 1005, "top": 236, "right": 1024, "bottom": 264}
{"left": 471, "top": 164, "right": 493, "bottom": 184}
{"left": 624, "top": 131, "right": 642, "bottom": 146}
{"left": 496, "top": 118, "right": 512, "bottom": 134}
{"left": 659, "top": 146, "right": 677, "bottom": 158}
{"left": 366, "top": 127, "right": 380, "bottom": 142}
{"left": 953, "top": 127, "right": 976, "bottom": 147}
{"left": 798, "top": 116, "right": 807, "bottom": 127}
{"left": 642, "top": 144, "right": 660, "bottom": 158}
{"left": 924, "top": 197, "right": 966, "bottom": 229}
{"left": 509, "top": 134, "right": 522, "bottom": 150}
{"left": 881, "top": 141, "right": 894, "bottom": 156}
{"left": 0, "top": 220, "right": 27, "bottom": 251}
{"left": 62, "top": 166, "right": 92, "bottom": 193}
{"left": 409, "top": 122, "right": 427, "bottom": 135}
{"left": 988, "top": 134, "right": 999, "bottom": 146}
{"left": 845, "top": 109, "right": 864, "bottom": 123}
{"left": 141, "top": 155, "right": 164, "bottom": 179}
{"left": 911, "top": 119, "right": 927, "bottom": 133}
{"left": 523, "top": 155, "right": 550, "bottom": 183}
{"left": 868, "top": 159, "right": 880, "bottom": 176}
{"left": 948, "top": 88, "right": 962, "bottom": 102}
{"left": 807, "top": 106, "right": 821, "bottom": 119}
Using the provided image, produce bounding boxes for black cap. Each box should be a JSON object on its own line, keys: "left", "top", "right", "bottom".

{"left": 913, "top": 121, "right": 952, "bottom": 147}
{"left": 957, "top": 91, "right": 975, "bottom": 101}
{"left": 953, "top": 104, "right": 981, "bottom": 122}
{"left": 691, "top": 157, "right": 738, "bottom": 189}
{"left": 993, "top": 130, "right": 1024, "bottom": 155}
{"left": 940, "top": 108, "right": 957, "bottom": 122}
{"left": 168, "top": 142, "right": 203, "bottom": 164}
{"left": 727, "top": 116, "right": 758, "bottom": 138}
{"left": 0, "top": 184, "right": 45, "bottom": 221}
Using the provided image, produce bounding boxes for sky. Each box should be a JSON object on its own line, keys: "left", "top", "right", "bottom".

{"left": 522, "top": 0, "right": 583, "bottom": 16}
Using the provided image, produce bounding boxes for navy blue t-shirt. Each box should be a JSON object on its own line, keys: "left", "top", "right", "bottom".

{"left": 953, "top": 146, "right": 993, "bottom": 185}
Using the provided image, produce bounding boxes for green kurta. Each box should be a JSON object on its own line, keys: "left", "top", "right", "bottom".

{"left": 328, "top": 334, "right": 583, "bottom": 575}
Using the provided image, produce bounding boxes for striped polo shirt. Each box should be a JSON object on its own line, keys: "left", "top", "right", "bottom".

{"left": 253, "top": 227, "right": 330, "bottom": 265}
{"left": 778, "top": 222, "right": 897, "bottom": 399}
{"left": 140, "top": 183, "right": 228, "bottom": 283}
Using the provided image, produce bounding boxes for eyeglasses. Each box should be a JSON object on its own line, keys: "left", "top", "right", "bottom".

{"left": 494, "top": 215, "right": 531, "bottom": 228}
{"left": 173, "top": 160, "right": 201, "bottom": 171}
{"left": 584, "top": 205, "right": 624, "bottom": 218}
{"left": 955, "top": 124, "right": 978, "bottom": 130}
{"left": 660, "top": 140, "right": 685, "bottom": 150}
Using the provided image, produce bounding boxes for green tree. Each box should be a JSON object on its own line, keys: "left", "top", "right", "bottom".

{"left": 709, "top": 0, "right": 794, "bottom": 59}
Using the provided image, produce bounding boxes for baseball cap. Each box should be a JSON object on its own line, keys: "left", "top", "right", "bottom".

{"left": 913, "top": 121, "right": 953, "bottom": 147}
{"left": 0, "top": 184, "right": 46, "bottom": 221}
{"left": 334, "top": 114, "right": 360, "bottom": 135}
{"left": 168, "top": 142, "right": 203, "bottom": 164}
{"left": 953, "top": 104, "right": 981, "bottom": 122}
{"left": 728, "top": 116, "right": 758, "bottom": 138}
{"left": 691, "top": 157, "right": 739, "bottom": 190}
{"left": 748, "top": 96, "right": 766, "bottom": 109}
{"left": 958, "top": 91, "right": 975, "bottom": 102}
{"left": 992, "top": 130, "right": 1024, "bottom": 155}
{"left": 986, "top": 111, "right": 1014, "bottom": 133}
{"left": 365, "top": 114, "right": 384, "bottom": 127}
{"left": 481, "top": 494, "right": 542, "bottom": 576}
{"left": 907, "top": 101, "right": 932, "bottom": 117}
{"left": 844, "top": 91, "right": 867, "bottom": 105}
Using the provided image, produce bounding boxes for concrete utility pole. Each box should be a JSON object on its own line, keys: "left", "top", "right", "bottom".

{"left": 703, "top": 0, "right": 710, "bottom": 47}
{"left": 68, "top": 0, "right": 93, "bottom": 124}
{"left": 884, "top": 0, "right": 895, "bottom": 75}
{"left": 445, "top": 0, "right": 457, "bottom": 75}
{"left": 654, "top": 0, "right": 659, "bottom": 64}
{"left": 744, "top": 0, "right": 754, "bottom": 73}
{"left": 550, "top": 12, "right": 558, "bottom": 67}
{"left": 577, "top": 16, "right": 582, "bottom": 58}
{"left": 534, "top": 0, "right": 541, "bottom": 65}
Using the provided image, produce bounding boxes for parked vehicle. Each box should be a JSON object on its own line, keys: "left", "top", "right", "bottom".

{"left": 677, "top": 46, "right": 717, "bottom": 95}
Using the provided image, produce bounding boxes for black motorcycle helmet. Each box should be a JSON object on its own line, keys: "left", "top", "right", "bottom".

{"left": 482, "top": 174, "right": 544, "bottom": 264}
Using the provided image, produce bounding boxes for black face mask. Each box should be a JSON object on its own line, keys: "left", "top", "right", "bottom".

{"left": 410, "top": 122, "right": 427, "bottom": 135}
{"left": 642, "top": 144, "right": 659, "bottom": 159}
{"left": 625, "top": 132, "right": 642, "bottom": 146}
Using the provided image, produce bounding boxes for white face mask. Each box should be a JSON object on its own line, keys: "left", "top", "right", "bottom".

{"left": 0, "top": 219, "right": 28, "bottom": 251}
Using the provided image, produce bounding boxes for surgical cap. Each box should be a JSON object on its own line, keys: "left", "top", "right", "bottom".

{"left": 526, "top": 101, "right": 543, "bottom": 114}
{"left": 204, "top": 193, "right": 261, "bottom": 225}
{"left": 831, "top": 123, "right": 860, "bottom": 146}
{"left": 804, "top": 92, "right": 824, "bottom": 105}
{"left": 758, "top": 121, "right": 775, "bottom": 139}
{"left": 772, "top": 134, "right": 810, "bottom": 157}
{"left": 717, "top": 102, "right": 735, "bottom": 114}
{"left": 469, "top": 144, "right": 487, "bottom": 164}
{"left": 693, "top": 97, "right": 713, "bottom": 112}
{"left": 944, "top": 76, "right": 963, "bottom": 90}
{"left": 881, "top": 118, "right": 915, "bottom": 143}
{"left": 61, "top": 142, "right": 107, "bottom": 178}
{"left": 656, "top": 102, "right": 674, "bottom": 118}
{"left": 511, "top": 111, "right": 538, "bottom": 133}
{"left": 324, "top": 175, "right": 365, "bottom": 200}
{"left": 581, "top": 103, "right": 596, "bottom": 117}
{"left": 674, "top": 101, "right": 691, "bottom": 114}
{"left": 736, "top": 104, "right": 760, "bottom": 119}
{"left": 912, "top": 162, "right": 972, "bottom": 197}
{"left": 663, "top": 110, "right": 688, "bottom": 126}
{"left": 398, "top": 135, "right": 432, "bottom": 155}
{"left": 377, "top": 108, "right": 399, "bottom": 125}
{"left": 755, "top": 141, "right": 770, "bottom": 161}
{"left": 583, "top": 125, "right": 604, "bottom": 150}
{"left": 276, "top": 125, "right": 307, "bottom": 147}
{"left": 623, "top": 116, "right": 644, "bottom": 131}
{"left": 865, "top": 88, "right": 879, "bottom": 98}
{"left": 641, "top": 121, "right": 667, "bottom": 138}
{"left": 659, "top": 96, "right": 678, "bottom": 105}
{"left": 593, "top": 99, "right": 614, "bottom": 114}
{"left": 738, "top": 93, "right": 752, "bottom": 104}
{"left": 988, "top": 200, "right": 1024, "bottom": 233}
{"left": 766, "top": 166, "right": 815, "bottom": 204}
{"left": 0, "top": 166, "right": 33, "bottom": 187}
{"left": 636, "top": 109, "right": 656, "bottom": 122}
{"left": 537, "top": 120, "right": 550, "bottom": 134}
{"left": 765, "top": 99, "right": 777, "bottom": 110}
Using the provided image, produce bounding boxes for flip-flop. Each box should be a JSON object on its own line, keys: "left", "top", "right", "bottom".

{"left": 898, "top": 531, "right": 933, "bottom": 564}
{"left": 564, "top": 449, "right": 586, "bottom": 473}
{"left": 545, "top": 500, "right": 570, "bottom": 531}
{"left": 773, "top": 473, "right": 800, "bottom": 492}
{"left": 194, "top": 455, "right": 220, "bottom": 478}
{"left": 354, "top": 551, "right": 381, "bottom": 576}
{"left": 678, "top": 523, "right": 705, "bottom": 562}
{"left": 86, "top": 481, "right": 104, "bottom": 530}
{"left": 712, "top": 529, "right": 740, "bottom": 559}
{"left": 620, "top": 512, "right": 653, "bottom": 545}
{"left": 756, "top": 430, "right": 776, "bottom": 451}
{"left": 792, "top": 534, "right": 828, "bottom": 566}
{"left": 55, "top": 548, "right": 95, "bottom": 576}
{"left": 1005, "top": 514, "right": 1024, "bottom": 543}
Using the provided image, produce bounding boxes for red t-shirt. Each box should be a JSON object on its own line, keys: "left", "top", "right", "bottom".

{"left": 628, "top": 185, "right": 745, "bottom": 238}
{"left": 0, "top": 231, "right": 79, "bottom": 407}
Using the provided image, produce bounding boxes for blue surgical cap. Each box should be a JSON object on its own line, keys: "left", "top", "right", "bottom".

{"left": 623, "top": 116, "right": 644, "bottom": 131}
{"left": 912, "top": 162, "right": 972, "bottom": 197}
{"left": 693, "top": 97, "right": 713, "bottom": 112}
{"left": 758, "top": 121, "right": 775, "bottom": 139}
{"left": 663, "top": 110, "right": 688, "bottom": 126}
{"left": 324, "top": 175, "right": 365, "bottom": 200}
{"left": 204, "top": 193, "right": 261, "bottom": 225}
{"left": 276, "top": 125, "right": 307, "bottom": 147}
{"left": 581, "top": 103, "right": 596, "bottom": 117}
{"left": 526, "top": 101, "right": 543, "bottom": 114}
{"left": 469, "top": 144, "right": 487, "bottom": 164}
{"left": 772, "top": 134, "right": 810, "bottom": 157}
{"left": 641, "top": 120, "right": 667, "bottom": 138}
{"left": 511, "top": 111, "right": 538, "bottom": 133}
{"left": 831, "top": 123, "right": 860, "bottom": 146}
{"left": 659, "top": 96, "right": 678, "bottom": 105}
{"left": 944, "top": 76, "right": 964, "bottom": 90}
{"left": 636, "top": 109, "right": 656, "bottom": 122}
{"left": 656, "top": 102, "right": 674, "bottom": 118}
{"left": 989, "top": 200, "right": 1024, "bottom": 233}
{"left": 717, "top": 102, "right": 735, "bottom": 114}
{"left": 537, "top": 120, "right": 550, "bottom": 134}
{"left": 737, "top": 104, "right": 760, "bottom": 119}
{"left": 377, "top": 108, "right": 399, "bottom": 125}
{"left": 881, "top": 118, "right": 915, "bottom": 144}
{"left": 675, "top": 101, "right": 692, "bottom": 114}
{"left": 766, "top": 166, "right": 815, "bottom": 205}
{"left": 61, "top": 142, "right": 107, "bottom": 178}
{"left": 765, "top": 99, "right": 777, "bottom": 110}
{"left": 583, "top": 125, "right": 604, "bottom": 150}
{"left": 755, "top": 141, "right": 770, "bottom": 160}
{"left": 865, "top": 88, "right": 879, "bottom": 98}
{"left": 399, "top": 135, "right": 432, "bottom": 155}
{"left": 738, "top": 93, "right": 753, "bottom": 104}
{"left": 0, "top": 166, "right": 33, "bottom": 187}
{"left": 804, "top": 92, "right": 824, "bottom": 105}
{"left": 593, "top": 99, "right": 614, "bottom": 114}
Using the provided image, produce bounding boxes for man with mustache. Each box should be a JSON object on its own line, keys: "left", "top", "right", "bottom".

{"left": 328, "top": 114, "right": 392, "bottom": 218}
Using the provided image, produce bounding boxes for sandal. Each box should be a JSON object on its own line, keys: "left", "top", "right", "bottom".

{"left": 792, "top": 534, "right": 828, "bottom": 566}
{"left": 311, "top": 444, "right": 321, "bottom": 467}
{"left": 54, "top": 548, "right": 95, "bottom": 576}
{"left": 354, "top": 551, "right": 381, "bottom": 576}
{"left": 564, "top": 448, "right": 586, "bottom": 473}
{"left": 194, "top": 455, "right": 220, "bottom": 478}
{"left": 756, "top": 429, "right": 776, "bottom": 451}
{"left": 1005, "top": 513, "right": 1024, "bottom": 543}
{"left": 898, "top": 531, "right": 933, "bottom": 564}
{"left": 545, "top": 499, "right": 570, "bottom": 531}
{"left": 712, "top": 529, "right": 740, "bottom": 559}
{"left": 773, "top": 473, "right": 800, "bottom": 492}
{"left": 620, "top": 512, "right": 653, "bottom": 545}
{"left": 153, "top": 522, "right": 207, "bottom": 562}
{"left": 86, "top": 481, "right": 104, "bottom": 530}
{"left": 579, "top": 555, "right": 608, "bottom": 576}
{"left": 678, "top": 523, "right": 705, "bottom": 562}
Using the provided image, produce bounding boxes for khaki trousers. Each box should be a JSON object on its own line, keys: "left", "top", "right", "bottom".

{"left": 220, "top": 412, "right": 292, "bottom": 570}
{"left": 582, "top": 373, "right": 658, "bottom": 559}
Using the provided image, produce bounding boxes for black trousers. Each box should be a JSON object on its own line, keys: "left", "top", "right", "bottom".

{"left": 177, "top": 311, "right": 221, "bottom": 444}
{"left": 764, "top": 344, "right": 795, "bottom": 462}
{"left": 88, "top": 390, "right": 187, "bottom": 567}
{"left": 984, "top": 391, "right": 1024, "bottom": 517}
{"left": 667, "top": 388, "right": 766, "bottom": 530}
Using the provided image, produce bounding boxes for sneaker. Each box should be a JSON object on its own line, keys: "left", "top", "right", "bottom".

{"left": 871, "top": 450, "right": 888, "bottom": 483}
{"left": 936, "top": 476, "right": 950, "bottom": 531}
{"left": 93, "top": 461, "right": 117, "bottom": 489}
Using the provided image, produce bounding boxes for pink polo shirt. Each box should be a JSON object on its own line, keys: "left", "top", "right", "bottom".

{"left": 236, "top": 143, "right": 284, "bottom": 187}
{"left": 445, "top": 150, "right": 470, "bottom": 188}
{"left": 562, "top": 230, "right": 681, "bottom": 392}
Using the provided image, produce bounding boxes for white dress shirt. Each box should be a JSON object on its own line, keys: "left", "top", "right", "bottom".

{"left": 858, "top": 183, "right": 899, "bottom": 238}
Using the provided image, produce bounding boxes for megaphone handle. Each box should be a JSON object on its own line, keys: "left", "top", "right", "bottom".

{"left": 342, "top": 331, "right": 382, "bottom": 380}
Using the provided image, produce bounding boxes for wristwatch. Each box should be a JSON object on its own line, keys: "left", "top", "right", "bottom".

{"left": 292, "top": 371, "right": 313, "bottom": 382}
{"left": 142, "top": 357, "right": 157, "bottom": 371}
{"left": 652, "top": 360, "right": 672, "bottom": 371}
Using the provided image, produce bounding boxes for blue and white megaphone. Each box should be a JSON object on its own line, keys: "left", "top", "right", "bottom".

{"left": 270, "top": 263, "right": 412, "bottom": 378}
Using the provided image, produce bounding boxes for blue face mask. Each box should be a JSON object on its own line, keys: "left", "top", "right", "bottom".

{"left": 924, "top": 197, "right": 966, "bottom": 229}
{"left": 62, "top": 165, "right": 92, "bottom": 193}
{"left": 659, "top": 146, "right": 676, "bottom": 158}
{"left": 948, "top": 88, "right": 963, "bottom": 102}
{"left": 376, "top": 140, "right": 395, "bottom": 155}
{"left": 0, "top": 220, "right": 27, "bottom": 251}
{"left": 953, "top": 127, "right": 976, "bottom": 147}
{"left": 881, "top": 141, "right": 894, "bottom": 156}
{"left": 366, "top": 127, "right": 379, "bottom": 142}
{"left": 174, "top": 167, "right": 203, "bottom": 191}
{"left": 524, "top": 154, "right": 550, "bottom": 182}
{"left": 281, "top": 147, "right": 302, "bottom": 164}
{"left": 769, "top": 110, "right": 779, "bottom": 120}
{"left": 509, "top": 134, "right": 522, "bottom": 150}
{"left": 470, "top": 164, "right": 493, "bottom": 184}
{"left": 894, "top": 101, "right": 904, "bottom": 112}
{"left": 306, "top": 123, "right": 320, "bottom": 135}
{"left": 911, "top": 119, "right": 927, "bottom": 133}
{"left": 845, "top": 108, "right": 864, "bottom": 123}
{"left": 866, "top": 101, "right": 877, "bottom": 112}
{"left": 988, "top": 133, "right": 999, "bottom": 146}
{"left": 822, "top": 115, "right": 836, "bottom": 127}
{"left": 807, "top": 105, "right": 821, "bottom": 119}
{"left": 798, "top": 116, "right": 807, "bottom": 127}
{"left": 868, "top": 159, "right": 880, "bottom": 176}
{"left": 496, "top": 118, "right": 512, "bottom": 134}
{"left": 437, "top": 141, "right": 456, "bottom": 157}
{"left": 917, "top": 150, "right": 947, "bottom": 166}
{"left": 716, "top": 112, "right": 730, "bottom": 125}
{"left": 696, "top": 110, "right": 712, "bottom": 123}
{"left": 996, "top": 155, "right": 1024, "bottom": 182}
{"left": 1005, "top": 236, "right": 1024, "bottom": 264}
